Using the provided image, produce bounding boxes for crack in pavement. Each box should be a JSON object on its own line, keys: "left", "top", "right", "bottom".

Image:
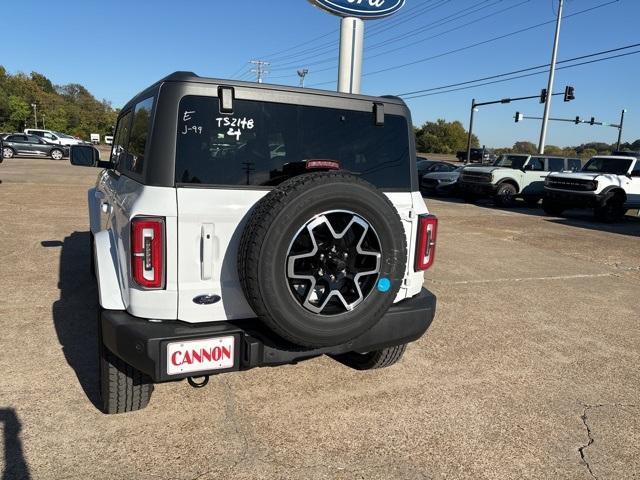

{"left": 577, "top": 403, "right": 637, "bottom": 480}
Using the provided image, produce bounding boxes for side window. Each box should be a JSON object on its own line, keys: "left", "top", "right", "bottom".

{"left": 528, "top": 157, "right": 545, "bottom": 171}
{"left": 8, "top": 135, "right": 26, "bottom": 142}
{"left": 111, "top": 111, "right": 133, "bottom": 169}
{"left": 547, "top": 157, "right": 565, "bottom": 172}
{"left": 632, "top": 161, "right": 640, "bottom": 176}
{"left": 26, "top": 135, "right": 41, "bottom": 143}
{"left": 568, "top": 158, "right": 582, "bottom": 172}
{"left": 126, "top": 97, "right": 154, "bottom": 175}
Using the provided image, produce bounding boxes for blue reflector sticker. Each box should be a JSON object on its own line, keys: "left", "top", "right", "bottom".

{"left": 377, "top": 277, "right": 391, "bottom": 292}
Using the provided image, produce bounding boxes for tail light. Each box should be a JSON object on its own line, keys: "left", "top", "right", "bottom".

{"left": 131, "top": 217, "right": 165, "bottom": 289}
{"left": 415, "top": 214, "right": 438, "bottom": 271}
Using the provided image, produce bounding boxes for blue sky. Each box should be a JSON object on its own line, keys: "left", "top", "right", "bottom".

{"left": 3, "top": 0, "right": 638, "bottom": 147}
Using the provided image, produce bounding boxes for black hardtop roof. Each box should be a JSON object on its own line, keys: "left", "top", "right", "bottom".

{"left": 122, "top": 71, "right": 407, "bottom": 112}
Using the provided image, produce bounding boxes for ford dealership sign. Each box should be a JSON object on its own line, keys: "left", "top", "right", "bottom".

{"left": 309, "top": 0, "right": 405, "bottom": 19}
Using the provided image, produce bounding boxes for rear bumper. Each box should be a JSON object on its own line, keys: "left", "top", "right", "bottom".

{"left": 101, "top": 288, "right": 437, "bottom": 383}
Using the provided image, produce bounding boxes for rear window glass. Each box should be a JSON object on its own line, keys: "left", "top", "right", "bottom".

{"left": 175, "top": 96, "right": 411, "bottom": 189}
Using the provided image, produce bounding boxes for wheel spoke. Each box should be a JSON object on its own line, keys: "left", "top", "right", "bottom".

{"left": 286, "top": 210, "right": 382, "bottom": 315}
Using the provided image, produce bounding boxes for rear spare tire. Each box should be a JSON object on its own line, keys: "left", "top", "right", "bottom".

{"left": 238, "top": 172, "right": 407, "bottom": 348}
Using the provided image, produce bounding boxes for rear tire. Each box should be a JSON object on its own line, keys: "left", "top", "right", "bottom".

{"left": 542, "top": 199, "right": 565, "bottom": 216}
{"left": 99, "top": 342, "right": 154, "bottom": 414}
{"left": 495, "top": 183, "right": 517, "bottom": 207}
{"left": 332, "top": 344, "right": 407, "bottom": 370}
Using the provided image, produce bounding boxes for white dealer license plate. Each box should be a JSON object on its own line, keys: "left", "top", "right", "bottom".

{"left": 167, "top": 336, "right": 235, "bottom": 375}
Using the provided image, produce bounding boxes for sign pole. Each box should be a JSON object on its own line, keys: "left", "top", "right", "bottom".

{"left": 338, "top": 17, "right": 364, "bottom": 94}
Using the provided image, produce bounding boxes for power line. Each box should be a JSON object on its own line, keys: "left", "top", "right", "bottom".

{"left": 396, "top": 42, "right": 640, "bottom": 97}
{"left": 265, "top": 0, "right": 452, "bottom": 65}
{"left": 401, "top": 48, "right": 640, "bottom": 99}
{"left": 256, "top": 0, "right": 442, "bottom": 61}
{"left": 269, "top": 0, "right": 512, "bottom": 73}
{"left": 309, "top": 0, "right": 619, "bottom": 86}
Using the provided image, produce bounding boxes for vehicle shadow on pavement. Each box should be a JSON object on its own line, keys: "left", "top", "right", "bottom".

{"left": 0, "top": 408, "right": 31, "bottom": 480}
{"left": 548, "top": 214, "right": 640, "bottom": 237}
{"left": 44, "top": 232, "right": 101, "bottom": 410}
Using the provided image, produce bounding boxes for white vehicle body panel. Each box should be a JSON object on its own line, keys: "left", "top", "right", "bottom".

{"left": 93, "top": 230, "right": 125, "bottom": 310}
{"left": 175, "top": 188, "right": 426, "bottom": 323}
{"left": 92, "top": 174, "right": 179, "bottom": 320}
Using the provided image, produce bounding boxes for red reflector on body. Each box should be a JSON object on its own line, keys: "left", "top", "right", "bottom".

{"left": 415, "top": 214, "right": 438, "bottom": 271}
{"left": 131, "top": 217, "right": 165, "bottom": 289}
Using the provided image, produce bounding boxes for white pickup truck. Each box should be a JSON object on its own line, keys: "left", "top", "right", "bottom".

{"left": 68, "top": 72, "right": 438, "bottom": 414}
{"left": 544, "top": 154, "right": 640, "bottom": 222}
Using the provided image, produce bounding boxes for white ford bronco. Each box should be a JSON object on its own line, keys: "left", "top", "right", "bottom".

{"left": 459, "top": 153, "right": 582, "bottom": 207}
{"left": 68, "top": 72, "right": 438, "bottom": 414}
{"left": 543, "top": 154, "right": 640, "bottom": 222}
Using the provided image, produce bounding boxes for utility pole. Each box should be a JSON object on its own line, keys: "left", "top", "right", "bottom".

{"left": 617, "top": 109, "right": 627, "bottom": 150}
{"left": 538, "top": 0, "right": 564, "bottom": 154}
{"left": 42, "top": 114, "right": 46, "bottom": 129}
{"left": 466, "top": 99, "right": 477, "bottom": 165}
{"left": 31, "top": 103, "right": 38, "bottom": 128}
{"left": 297, "top": 68, "right": 309, "bottom": 88}
{"left": 250, "top": 60, "right": 270, "bottom": 84}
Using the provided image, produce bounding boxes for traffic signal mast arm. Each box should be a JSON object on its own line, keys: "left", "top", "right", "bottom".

{"left": 514, "top": 114, "right": 621, "bottom": 128}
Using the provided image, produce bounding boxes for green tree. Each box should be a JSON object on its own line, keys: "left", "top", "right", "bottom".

{"left": 415, "top": 119, "right": 479, "bottom": 154}
{"left": 511, "top": 141, "right": 538, "bottom": 154}
{"left": 8, "top": 95, "right": 30, "bottom": 130}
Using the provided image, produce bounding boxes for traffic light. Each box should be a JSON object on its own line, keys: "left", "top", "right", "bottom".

{"left": 515, "top": 112, "right": 524, "bottom": 123}
{"left": 564, "top": 86, "right": 575, "bottom": 102}
{"left": 575, "top": 116, "right": 581, "bottom": 125}
{"left": 590, "top": 117, "right": 595, "bottom": 125}
{"left": 540, "top": 88, "right": 548, "bottom": 104}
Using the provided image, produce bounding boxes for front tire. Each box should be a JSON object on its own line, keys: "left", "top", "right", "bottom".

{"left": 3, "top": 147, "right": 15, "bottom": 159}
{"left": 495, "top": 183, "right": 517, "bottom": 207}
{"left": 332, "top": 344, "right": 407, "bottom": 370}
{"left": 50, "top": 149, "right": 64, "bottom": 160}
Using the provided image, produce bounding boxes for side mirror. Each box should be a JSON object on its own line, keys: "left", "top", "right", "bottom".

{"left": 70, "top": 145, "right": 109, "bottom": 168}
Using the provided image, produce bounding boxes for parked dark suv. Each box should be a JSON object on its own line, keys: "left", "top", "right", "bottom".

{"left": 2, "top": 134, "right": 69, "bottom": 160}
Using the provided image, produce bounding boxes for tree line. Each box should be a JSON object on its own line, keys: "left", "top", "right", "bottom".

{"left": 0, "top": 66, "right": 118, "bottom": 139}
{"left": 415, "top": 119, "right": 639, "bottom": 158}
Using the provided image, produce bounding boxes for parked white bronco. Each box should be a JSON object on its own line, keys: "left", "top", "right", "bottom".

{"left": 69, "top": 72, "right": 438, "bottom": 414}
{"left": 543, "top": 154, "right": 640, "bottom": 222}
{"left": 459, "top": 154, "right": 581, "bottom": 207}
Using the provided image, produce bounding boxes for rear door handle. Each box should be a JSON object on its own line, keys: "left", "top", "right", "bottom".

{"left": 201, "top": 224, "right": 215, "bottom": 280}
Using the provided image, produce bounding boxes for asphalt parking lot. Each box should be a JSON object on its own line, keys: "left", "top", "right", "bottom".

{"left": 1, "top": 158, "right": 638, "bottom": 480}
